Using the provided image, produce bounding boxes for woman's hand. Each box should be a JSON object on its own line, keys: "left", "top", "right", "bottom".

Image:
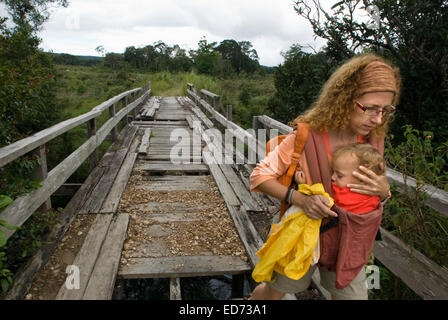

{"left": 292, "top": 192, "right": 337, "bottom": 220}
{"left": 347, "top": 165, "right": 390, "bottom": 200}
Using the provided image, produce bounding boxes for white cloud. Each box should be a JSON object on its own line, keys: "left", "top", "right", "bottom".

{"left": 4, "top": 0, "right": 327, "bottom": 66}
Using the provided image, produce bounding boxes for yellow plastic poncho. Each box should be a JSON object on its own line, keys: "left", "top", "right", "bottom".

{"left": 252, "top": 183, "right": 334, "bottom": 283}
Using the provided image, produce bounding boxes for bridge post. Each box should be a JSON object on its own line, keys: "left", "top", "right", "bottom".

{"left": 108, "top": 103, "right": 118, "bottom": 142}
{"left": 87, "top": 118, "right": 98, "bottom": 171}
{"left": 226, "top": 104, "right": 232, "bottom": 121}
{"left": 32, "top": 144, "right": 52, "bottom": 212}
{"left": 252, "top": 116, "right": 260, "bottom": 140}
{"left": 122, "top": 96, "right": 129, "bottom": 125}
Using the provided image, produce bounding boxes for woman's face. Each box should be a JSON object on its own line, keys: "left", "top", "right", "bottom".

{"left": 348, "top": 91, "right": 395, "bottom": 136}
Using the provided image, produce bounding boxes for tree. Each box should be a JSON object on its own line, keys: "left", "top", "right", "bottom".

{"left": 267, "top": 45, "right": 333, "bottom": 123}
{"left": 215, "top": 39, "right": 260, "bottom": 74}
{"left": 190, "top": 37, "right": 219, "bottom": 75}
{"left": 0, "top": 0, "right": 69, "bottom": 147}
{"left": 95, "top": 45, "right": 105, "bottom": 57}
{"left": 104, "top": 52, "right": 124, "bottom": 69}
{"left": 4, "top": 0, "right": 69, "bottom": 31}
{"left": 293, "top": 0, "right": 448, "bottom": 142}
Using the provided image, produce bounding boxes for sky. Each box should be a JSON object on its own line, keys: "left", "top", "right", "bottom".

{"left": 1, "top": 0, "right": 328, "bottom": 67}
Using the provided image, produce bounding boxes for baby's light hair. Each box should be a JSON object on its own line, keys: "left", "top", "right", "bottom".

{"left": 333, "top": 143, "right": 386, "bottom": 175}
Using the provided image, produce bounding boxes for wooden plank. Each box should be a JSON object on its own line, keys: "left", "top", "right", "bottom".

{"left": 124, "top": 201, "right": 212, "bottom": 214}
{"left": 146, "top": 155, "right": 202, "bottom": 162}
{"left": 170, "top": 278, "right": 182, "bottom": 300}
{"left": 136, "top": 175, "right": 210, "bottom": 192}
{"left": 80, "top": 149, "right": 128, "bottom": 214}
{"left": 135, "top": 163, "right": 208, "bottom": 173}
{"left": 219, "top": 164, "right": 263, "bottom": 212}
{"left": 203, "top": 150, "right": 240, "bottom": 207}
{"left": 83, "top": 213, "right": 130, "bottom": 300}
{"left": 100, "top": 152, "right": 138, "bottom": 214}
{"left": 200, "top": 89, "right": 220, "bottom": 100}
{"left": 138, "top": 128, "right": 152, "bottom": 155}
{"left": 0, "top": 110, "right": 100, "bottom": 168}
{"left": 118, "top": 255, "right": 251, "bottom": 279}
{"left": 56, "top": 214, "right": 114, "bottom": 300}
{"left": 373, "top": 227, "right": 448, "bottom": 299}
{"left": 258, "top": 115, "right": 292, "bottom": 135}
{"left": 132, "top": 121, "right": 188, "bottom": 126}
{"left": 148, "top": 213, "right": 202, "bottom": 223}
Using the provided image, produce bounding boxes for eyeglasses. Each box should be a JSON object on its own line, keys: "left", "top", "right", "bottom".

{"left": 355, "top": 101, "right": 396, "bottom": 118}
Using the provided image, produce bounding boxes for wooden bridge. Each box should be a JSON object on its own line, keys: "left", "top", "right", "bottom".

{"left": 1, "top": 82, "right": 447, "bottom": 300}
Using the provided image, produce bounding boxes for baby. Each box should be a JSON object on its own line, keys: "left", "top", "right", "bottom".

{"left": 299, "top": 142, "right": 385, "bottom": 214}
{"left": 252, "top": 143, "right": 385, "bottom": 283}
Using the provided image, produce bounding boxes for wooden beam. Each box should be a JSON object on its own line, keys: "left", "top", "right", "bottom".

{"left": 373, "top": 227, "right": 448, "bottom": 299}
{"left": 100, "top": 152, "right": 137, "bottom": 214}
{"left": 138, "top": 128, "right": 152, "bottom": 155}
{"left": 118, "top": 255, "right": 251, "bottom": 279}
{"left": 56, "top": 214, "right": 114, "bottom": 300}
{"left": 83, "top": 213, "right": 130, "bottom": 300}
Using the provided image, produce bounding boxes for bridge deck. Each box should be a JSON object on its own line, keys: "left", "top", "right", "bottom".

{"left": 54, "top": 96, "right": 263, "bottom": 299}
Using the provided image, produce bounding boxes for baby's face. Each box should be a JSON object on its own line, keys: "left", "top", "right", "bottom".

{"left": 331, "top": 153, "right": 362, "bottom": 188}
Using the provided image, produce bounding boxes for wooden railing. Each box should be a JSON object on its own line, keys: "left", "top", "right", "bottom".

{"left": 0, "top": 82, "right": 151, "bottom": 241}
{"left": 186, "top": 83, "right": 448, "bottom": 300}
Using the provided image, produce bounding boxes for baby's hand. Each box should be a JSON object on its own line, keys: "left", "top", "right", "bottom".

{"left": 294, "top": 170, "right": 306, "bottom": 184}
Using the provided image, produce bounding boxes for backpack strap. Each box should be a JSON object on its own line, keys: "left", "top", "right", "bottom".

{"left": 278, "top": 123, "right": 309, "bottom": 221}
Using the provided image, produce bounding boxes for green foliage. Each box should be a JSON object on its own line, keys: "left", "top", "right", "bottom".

{"left": 267, "top": 45, "right": 333, "bottom": 124}
{"left": 0, "top": 18, "right": 60, "bottom": 147}
{"left": 53, "top": 53, "right": 103, "bottom": 67}
{"left": 385, "top": 125, "right": 448, "bottom": 191}
{"left": 383, "top": 125, "right": 448, "bottom": 267}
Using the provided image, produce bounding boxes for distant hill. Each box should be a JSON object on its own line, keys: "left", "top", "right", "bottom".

{"left": 51, "top": 53, "right": 104, "bottom": 66}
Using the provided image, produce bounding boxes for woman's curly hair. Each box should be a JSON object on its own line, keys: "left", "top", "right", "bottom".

{"left": 290, "top": 54, "right": 402, "bottom": 138}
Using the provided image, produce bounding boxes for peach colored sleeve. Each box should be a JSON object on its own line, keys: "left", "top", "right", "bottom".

{"left": 250, "top": 132, "right": 296, "bottom": 192}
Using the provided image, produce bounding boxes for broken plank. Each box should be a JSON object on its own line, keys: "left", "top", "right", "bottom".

{"left": 56, "top": 214, "right": 113, "bottom": 300}
{"left": 100, "top": 152, "right": 138, "bottom": 213}
{"left": 79, "top": 148, "right": 128, "bottom": 214}
{"left": 118, "top": 255, "right": 251, "bottom": 279}
{"left": 83, "top": 213, "right": 130, "bottom": 300}
{"left": 203, "top": 149, "right": 240, "bottom": 207}
{"left": 219, "top": 164, "right": 263, "bottom": 212}
{"left": 138, "top": 128, "right": 152, "bottom": 155}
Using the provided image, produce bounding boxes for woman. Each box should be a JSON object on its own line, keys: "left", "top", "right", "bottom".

{"left": 248, "top": 54, "right": 401, "bottom": 300}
